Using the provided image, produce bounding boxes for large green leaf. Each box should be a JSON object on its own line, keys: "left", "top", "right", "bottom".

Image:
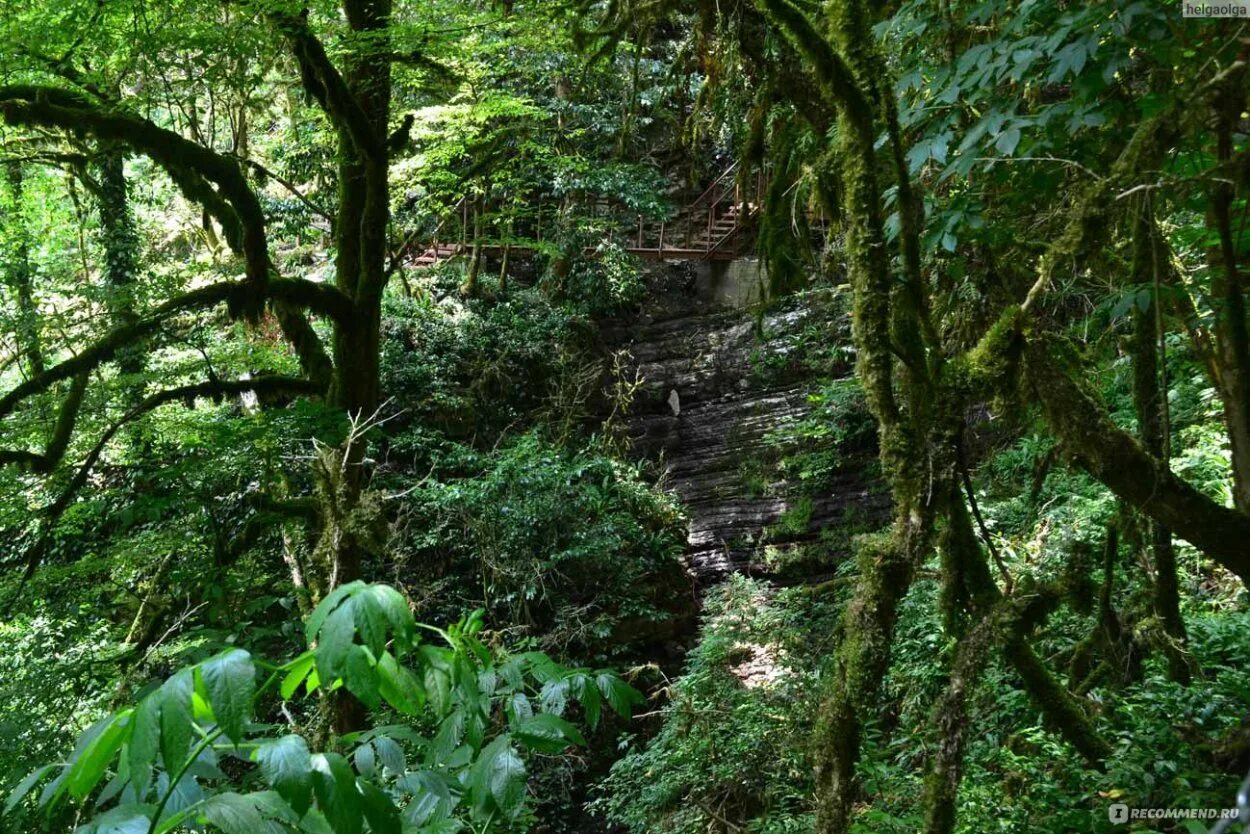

{"left": 353, "top": 584, "right": 413, "bottom": 657}
{"left": 398, "top": 770, "right": 455, "bottom": 827}
{"left": 470, "top": 736, "right": 526, "bottom": 820}
{"left": 352, "top": 588, "right": 390, "bottom": 658}
{"left": 376, "top": 651, "right": 425, "bottom": 715}
{"left": 310, "top": 753, "right": 362, "bottom": 834}
{"left": 199, "top": 792, "right": 267, "bottom": 834}
{"left": 371, "top": 737, "right": 406, "bottom": 777}
{"left": 358, "top": 779, "right": 401, "bottom": 834}
{"left": 344, "top": 645, "right": 381, "bottom": 709}
{"left": 76, "top": 804, "right": 154, "bottom": 834}
{"left": 200, "top": 649, "right": 256, "bottom": 743}
{"left": 305, "top": 581, "right": 365, "bottom": 646}
{"left": 159, "top": 671, "right": 195, "bottom": 771}
{"left": 66, "top": 712, "right": 127, "bottom": 800}
{"left": 514, "top": 713, "right": 585, "bottom": 754}
{"left": 364, "top": 584, "right": 416, "bottom": 651}
{"left": 576, "top": 679, "right": 600, "bottom": 728}
{"left": 315, "top": 600, "right": 358, "bottom": 682}
{"left": 596, "top": 672, "right": 641, "bottom": 717}
{"left": 281, "top": 652, "right": 317, "bottom": 700}
{"left": 256, "top": 735, "right": 313, "bottom": 816}
{"left": 4, "top": 764, "right": 58, "bottom": 814}
{"left": 354, "top": 741, "right": 376, "bottom": 779}
{"left": 424, "top": 665, "right": 452, "bottom": 717}
{"left": 487, "top": 739, "right": 526, "bottom": 819}
{"left": 128, "top": 690, "right": 163, "bottom": 797}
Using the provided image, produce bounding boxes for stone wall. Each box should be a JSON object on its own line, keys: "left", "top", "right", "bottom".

{"left": 603, "top": 259, "right": 890, "bottom": 585}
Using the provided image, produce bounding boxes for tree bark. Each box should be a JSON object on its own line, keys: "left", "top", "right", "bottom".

{"left": 1024, "top": 332, "right": 1250, "bottom": 586}
{"left": 95, "top": 151, "right": 145, "bottom": 398}
{"left": 1208, "top": 65, "right": 1250, "bottom": 512}
{"left": 4, "top": 161, "right": 43, "bottom": 378}
{"left": 1131, "top": 206, "right": 1191, "bottom": 684}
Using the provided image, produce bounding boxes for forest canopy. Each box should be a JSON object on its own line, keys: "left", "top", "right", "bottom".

{"left": 0, "top": 0, "right": 1248, "bottom": 833}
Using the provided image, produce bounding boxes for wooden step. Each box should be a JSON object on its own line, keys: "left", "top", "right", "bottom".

{"left": 411, "top": 243, "right": 464, "bottom": 266}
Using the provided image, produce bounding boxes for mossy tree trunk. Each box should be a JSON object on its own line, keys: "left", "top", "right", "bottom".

{"left": 3, "top": 161, "right": 43, "bottom": 378}
{"left": 0, "top": 0, "right": 402, "bottom": 734}
{"left": 95, "top": 150, "right": 145, "bottom": 396}
{"left": 1130, "top": 203, "right": 1190, "bottom": 684}
{"left": 698, "top": 1, "right": 1250, "bottom": 829}
{"left": 1207, "top": 65, "right": 1250, "bottom": 513}
{"left": 737, "top": 3, "right": 1194, "bottom": 831}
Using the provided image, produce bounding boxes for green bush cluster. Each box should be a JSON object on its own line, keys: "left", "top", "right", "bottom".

{"left": 381, "top": 290, "right": 584, "bottom": 437}
{"left": 388, "top": 431, "right": 687, "bottom": 659}
{"left": 596, "top": 575, "right": 841, "bottom": 833}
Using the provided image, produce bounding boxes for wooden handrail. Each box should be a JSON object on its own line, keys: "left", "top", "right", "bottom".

{"left": 688, "top": 160, "right": 740, "bottom": 211}
{"left": 404, "top": 161, "right": 769, "bottom": 269}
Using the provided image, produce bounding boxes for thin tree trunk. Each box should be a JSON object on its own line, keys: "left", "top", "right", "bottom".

{"left": 95, "top": 151, "right": 145, "bottom": 397}
{"left": 1131, "top": 204, "right": 1191, "bottom": 684}
{"left": 1208, "top": 65, "right": 1250, "bottom": 512}
{"left": 4, "top": 162, "right": 43, "bottom": 378}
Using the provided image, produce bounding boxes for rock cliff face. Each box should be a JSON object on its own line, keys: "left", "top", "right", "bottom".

{"left": 603, "top": 261, "right": 889, "bottom": 585}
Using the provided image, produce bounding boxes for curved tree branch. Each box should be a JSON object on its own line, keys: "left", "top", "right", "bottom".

{"left": 17, "top": 374, "right": 321, "bottom": 579}
{"left": 0, "top": 281, "right": 241, "bottom": 419}
{"left": 269, "top": 10, "right": 385, "bottom": 159}
{"left": 1022, "top": 333, "right": 1250, "bottom": 586}
{"left": 0, "top": 371, "right": 91, "bottom": 472}
{"left": 0, "top": 85, "right": 271, "bottom": 316}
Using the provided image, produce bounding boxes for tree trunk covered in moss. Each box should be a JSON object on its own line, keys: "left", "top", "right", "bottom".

{"left": 747, "top": 4, "right": 1118, "bottom": 830}
{"left": 95, "top": 151, "right": 145, "bottom": 393}
{"left": 299, "top": 0, "right": 395, "bottom": 733}
{"left": 0, "top": 0, "right": 400, "bottom": 735}
{"left": 4, "top": 161, "right": 43, "bottom": 378}
{"left": 1207, "top": 65, "right": 1250, "bottom": 513}
{"left": 767, "top": 4, "right": 938, "bottom": 829}
{"left": 1130, "top": 206, "right": 1190, "bottom": 684}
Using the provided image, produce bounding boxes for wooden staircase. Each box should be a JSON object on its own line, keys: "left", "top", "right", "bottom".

{"left": 403, "top": 162, "right": 764, "bottom": 270}
{"left": 411, "top": 242, "right": 463, "bottom": 267}
{"left": 625, "top": 162, "right": 763, "bottom": 261}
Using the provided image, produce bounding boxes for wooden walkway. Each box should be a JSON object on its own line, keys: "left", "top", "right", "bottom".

{"left": 405, "top": 162, "right": 764, "bottom": 268}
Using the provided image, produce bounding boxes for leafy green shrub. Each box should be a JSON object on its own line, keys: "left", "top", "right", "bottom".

{"left": 381, "top": 291, "right": 582, "bottom": 437}
{"left": 4, "top": 581, "right": 641, "bottom": 834}
{"left": 595, "top": 576, "right": 840, "bottom": 834}
{"left": 0, "top": 610, "right": 114, "bottom": 790}
{"left": 765, "top": 377, "right": 875, "bottom": 496}
{"left": 388, "top": 431, "right": 688, "bottom": 658}
{"left": 541, "top": 238, "right": 645, "bottom": 318}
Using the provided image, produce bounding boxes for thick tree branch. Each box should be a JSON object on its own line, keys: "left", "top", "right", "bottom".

{"left": 269, "top": 10, "right": 385, "bottom": 159}
{"left": 0, "top": 281, "right": 239, "bottom": 419}
{"left": 0, "top": 371, "right": 92, "bottom": 473}
{"left": 268, "top": 276, "right": 355, "bottom": 325}
{"left": 1023, "top": 333, "right": 1250, "bottom": 586}
{"left": 753, "top": 0, "right": 872, "bottom": 134}
{"left": 0, "top": 85, "right": 271, "bottom": 316}
{"left": 0, "top": 277, "right": 345, "bottom": 421}
{"left": 1023, "top": 112, "right": 1176, "bottom": 312}
{"left": 18, "top": 374, "right": 321, "bottom": 578}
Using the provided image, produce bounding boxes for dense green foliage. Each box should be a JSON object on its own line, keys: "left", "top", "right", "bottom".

{"left": 2, "top": 0, "right": 1250, "bottom": 833}
{"left": 4, "top": 581, "right": 640, "bottom": 833}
